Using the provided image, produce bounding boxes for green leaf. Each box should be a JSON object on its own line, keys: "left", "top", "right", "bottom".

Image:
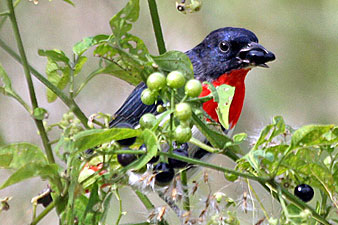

{"left": 215, "top": 84, "right": 235, "bottom": 130}
{"left": 83, "top": 183, "right": 100, "bottom": 219}
{"left": 74, "top": 56, "right": 88, "bottom": 76}
{"left": 0, "top": 163, "right": 59, "bottom": 190}
{"left": 109, "top": 0, "right": 140, "bottom": 38}
{"left": 131, "top": 129, "right": 158, "bottom": 170}
{"left": 62, "top": 0, "right": 75, "bottom": 6}
{"left": 233, "top": 133, "right": 247, "bottom": 143}
{"left": 151, "top": 51, "right": 194, "bottom": 81}
{"left": 0, "top": 143, "right": 47, "bottom": 169}
{"left": 38, "top": 49, "right": 70, "bottom": 64}
{"left": 33, "top": 107, "right": 48, "bottom": 120}
{"left": 270, "top": 116, "right": 286, "bottom": 138}
{"left": 291, "top": 124, "right": 336, "bottom": 148}
{"left": 73, "top": 128, "right": 142, "bottom": 153}
{"left": 73, "top": 35, "right": 109, "bottom": 56}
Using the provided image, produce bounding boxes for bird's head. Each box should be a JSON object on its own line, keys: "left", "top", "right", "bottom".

{"left": 186, "top": 27, "right": 275, "bottom": 82}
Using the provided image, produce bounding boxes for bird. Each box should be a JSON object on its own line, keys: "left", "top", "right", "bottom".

{"left": 110, "top": 27, "right": 275, "bottom": 176}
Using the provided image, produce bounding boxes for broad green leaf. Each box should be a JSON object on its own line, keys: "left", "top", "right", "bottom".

{"left": 73, "top": 34, "right": 109, "bottom": 56}
{"left": 291, "top": 124, "right": 336, "bottom": 148}
{"left": 152, "top": 51, "right": 194, "bottom": 81}
{"left": 33, "top": 107, "right": 48, "bottom": 120}
{"left": 38, "top": 49, "right": 70, "bottom": 64}
{"left": 0, "top": 163, "right": 59, "bottom": 190}
{"left": 74, "top": 56, "right": 88, "bottom": 76}
{"left": 83, "top": 183, "right": 100, "bottom": 219}
{"left": 73, "top": 128, "right": 142, "bottom": 153}
{"left": 131, "top": 129, "right": 158, "bottom": 170}
{"left": 215, "top": 84, "right": 235, "bottom": 130}
{"left": 0, "top": 143, "right": 47, "bottom": 169}
{"left": 109, "top": 0, "right": 140, "bottom": 38}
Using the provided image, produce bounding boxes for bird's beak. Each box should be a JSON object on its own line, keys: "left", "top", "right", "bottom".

{"left": 237, "top": 42, "right": 275, "bottom": 68}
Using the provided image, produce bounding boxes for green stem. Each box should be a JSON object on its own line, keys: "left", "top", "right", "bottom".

{"left": 0, "top": 37, "right": 89, "bottom": 128}
{"left": 160, "top": 152, "right": 269, "bottom": 183}
{"left": 0, "top": 11, "right": 9, "bottom": 17}
{"left": 114, "top": 188, "right": 124, "bottom": 225}
{"left": 134, "top": 190, "right": 154, "bottom": 210}
{"left": 180, "top": 170, "right": 190, "bottom": 211}
{"left": 6, "top": 0, "right": 63, "bottom": 192}
{"left": 189, "top": 137, "right": 219, "bottom": 153}
{"left": 30, "top": 200, "right": 56, "bottom": 225}
{"left": 147, "top": 0, "right": 166, "bottom": 54}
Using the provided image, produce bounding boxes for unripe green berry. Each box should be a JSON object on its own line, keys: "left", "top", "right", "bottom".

{"left": 140, "top": 113, "right": 156, "bottom": 129}
{"left": 141, "top": 88, "right": 157, "bottom": 105}
{"left": 174, "top": 125, "right": 192, "bottom": 143}
{"left": 166, "top": 71, "right": 185, "bottom": 89}
{"left": 185, "top": 79, "right": 202, "bottom": 97}
{"left": 175, "top": 103, "right": 192, "bottom": 121}
{"left": 146, "top": 72, "right": 166, "bottom": 91}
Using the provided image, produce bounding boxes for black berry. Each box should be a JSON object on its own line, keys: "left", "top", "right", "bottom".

{"left": 168, "top": 142, "right": 189, "bottom": 169}
{"left": 117, "top": 153, "right": 137, "bottom": 167}
{"left": 294, "top": 184, "right": 314, "bottom": 202}
{"left": 115, "top": 122, "right": 137, "bottom": 146}
{"left": 37, "top": 188, "right": 53, "bottom": 207}
{"left": 154, "top": 162, "right": 175, "bottom": 185}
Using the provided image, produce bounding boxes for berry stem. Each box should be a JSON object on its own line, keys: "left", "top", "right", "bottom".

{"left": 147, "top": 0, "right": 166, "bottom": 54}
{"left": 181, "top": 170, "right": 190, "bottom": 211}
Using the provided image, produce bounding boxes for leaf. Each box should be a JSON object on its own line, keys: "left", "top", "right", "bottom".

{"left": 83, "top": 183, "right": 100, "bottom": 218}
{"left": 131, "top": 129, "right": 158, "bottom": 170}
{"left": 0, "top": 143, "right": 47, "bottom": 169}
{"left": 62, "top": 0, "right": 74, "bottom": 6}
{"left": 291, "top": 124, "right": 336, "bottom": 148}
{"left": 74, "top": 56, "right": 88, "bottom": 76}
{"left": 270, "top": 116, "right": 286, "bottom": 139}
{"left": 73, "top": 35, "right": 109, "bottom": 56}
{"left": 33, "top": 107, "right": 48, "bottom": 120}
{"left": 109, "top": 0, "right": 140, "bottom": 38}
{"left": 0, "top": 163, "right": 59, "bottom": 190}
{"left": 0, "top": 63, "right": 23, "bottom": 102}
{"left": 233, "top": 133, "right": 247, "bottom": 143}
{"left": 38, "top": 49, "right": 70, "bottom": 64}
{"left": 73, "top": 128, "right": 142, "bottom": 153}
{"left": 215, "top": 84, "right": 235, "bottom": 130}
{"left": 152, "top": 51, "right": 194, "bottom": 81}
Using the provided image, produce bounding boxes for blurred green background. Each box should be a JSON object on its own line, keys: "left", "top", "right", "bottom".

{"left": 0, "top": 0, "right": 337, "bottom": 224}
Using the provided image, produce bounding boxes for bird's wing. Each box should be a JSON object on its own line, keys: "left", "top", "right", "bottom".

{"left": 109, "top": 82, "right": 160, "bottom": 127}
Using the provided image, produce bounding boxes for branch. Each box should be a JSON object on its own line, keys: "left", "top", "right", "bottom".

{"left": 147, "top": 0, "right": 166, "bottom": 54}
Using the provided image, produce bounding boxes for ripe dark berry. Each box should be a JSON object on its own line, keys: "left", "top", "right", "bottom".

{"left": 139, "top": 144, "right": 159, "bottom": 164}
{"left": 154, "top": 162, "right": 175, "bottom": 185}
{"left": 294, "top": 184, "right": 314, "bottom": 202}
{"left": 117, "top": 153, "right": 137, "bottom": 167}
{"left": 36, "top": 187, "right": 53, "bottom": 207}
{"left": 169, "top": 142, "right": 189, "bottom": 168}
{"left": 115, "top": 122, "right": 137, "bottom": 146}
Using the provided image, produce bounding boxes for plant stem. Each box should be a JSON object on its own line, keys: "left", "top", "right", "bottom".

{"left": 160, "top": 152, "right": 269, "bottom": 183}
{"left": 114, "top": 188, "right": 124, "bottom": 225}
{"left": 30, "top": 200, "right": 56, "bottom": 225}
{"left": 180, "top": 170, "right": 190, "bottom": 211}
{"left": 147, "top": 0, "right": 166, "bottom": 54}
{"left": 6, "top": 0, "right": 63, "bottom": 192}
{"left": 0, "top": 37, "right": 89, "bottom": 128}
{"left": 189, "top": 137, "right": 219, "bottom": 153}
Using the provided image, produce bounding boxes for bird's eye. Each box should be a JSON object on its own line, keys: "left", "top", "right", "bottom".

{"left": 219, "top": 41, "right": 230, "bottom": 52}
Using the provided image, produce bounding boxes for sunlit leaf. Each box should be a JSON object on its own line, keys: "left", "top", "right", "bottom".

{"left": 215, "top": 84, "right": 235, "bottom": 130}
{"left": 291, "top": 125, "right": 336, "bottom": 148}
{"left": 73, "top": 35, "right": 109, "bottom": 56}
{"left": 74, "top": 56, "right": 88, "bottom": 76}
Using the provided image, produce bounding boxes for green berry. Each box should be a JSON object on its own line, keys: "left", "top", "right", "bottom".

{"left": 146, "top": 72, "right": 166, "bottom": 91}
{"left": 174, "top": 125, "right": 192, "bottom": 143}
{"left": 140, "top": 113, "right": 156, "bottom": 129}
{"left": 185, "top": 79, "right": 202, "bottom": 97}
{"left": 166, "top": 71, "right": 185, "bottom": 89}
{"left": 175, "top": 103, "right": 192, "bottom": 121}
{"left": 141, "top": 88, "right": 156, "bottom": 105}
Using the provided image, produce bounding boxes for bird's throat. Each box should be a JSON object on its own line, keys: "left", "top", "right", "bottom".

{"left": 199, "top": 69, "right": 250, "bottom": 129}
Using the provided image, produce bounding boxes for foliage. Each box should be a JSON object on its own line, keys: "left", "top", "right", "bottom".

{"left": 0, "top": 0, "right": 337, "bottom": 224}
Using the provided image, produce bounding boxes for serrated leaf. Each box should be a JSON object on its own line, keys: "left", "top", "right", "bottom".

{"left": 0, "top": 143, "right": 47, "bottom": 169}
{"left": 215, "top": 84, "right": 235, "bottom": 130}
{"left": 73, "top": 35, "right": 109, "bottom": 56}
{"left": 33, "top": 107, "right": 48, "bottom": 120}
{"left": 152, "top": 51, "right": 194, "bottom": 81}
{"left": 73, "top": 128, "right": 142, "bottom": 153}
{"left": 0, "top": 163, "right": 59, "bottom": 190}
{"left": 131, "top": 129, "right": 158, "bottom": 170}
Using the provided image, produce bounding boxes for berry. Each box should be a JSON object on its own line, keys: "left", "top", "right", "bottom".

{"left": 115, "top": 122, "right": 137, "bottom": 146}
{"left": 117, "top": 153, "right": 137, "bottom": 167}
{"left": 174, "top": 125, "right": 192, "bottom": 143}
{"left": 166, "top": 71, "right": 185, "bottom": 89}
{"left": 141, "top": 88, "right": 157, "bottom": 105}
{"left": 146, "top": 72, "right": 166, "bottom": 91}
{"left": 139, "top": 144, "right": 159, "bottom": 164}
{"left": 168, "top": 142, "right": 189, "bottom": 168}
{"left": 37, "top": 188, "right": 53, "bottom": 208}
{"left": 294, "top": 184, "right": 314, "bottom": 202}
{"left": 154, "top": 162, "right": 175, "bottom": 185}
{"left": 185, "top": 79, "right": 202, "bottom": 97}
{"left": 140, "top": 113, "right": 156, "bottom": 129}
{"left": 175, "top": 103, "right": 192, "bottom": 121}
